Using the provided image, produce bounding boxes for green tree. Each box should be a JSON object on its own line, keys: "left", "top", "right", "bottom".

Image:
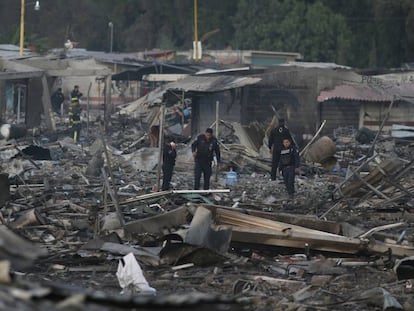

{"left": 198, "top": 0, "right": 238, "bottom": 49}
{"left": 231, "top": 0, "right": 352, "bottom": 65}
{"left": 1, "top": 0, "right": 414, "bottom": 68}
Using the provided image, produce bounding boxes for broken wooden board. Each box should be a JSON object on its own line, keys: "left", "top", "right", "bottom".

{"left": 208, "top": 207, "right": 414, "bottom": 257}
{"left": 203, "top": 204, "right": 341, "bottom": 235}
{"left": 124, "top": 206, "right": 190, "bottom": 235}
{"left": 230, "top": 226, "right": 363, "bottom": 254}
{"left": 230, "top": 226, "right": 414, "bottom": 257}
{"left": 212, "top": 207, "right": 342, "bottom": 238}
{"left": 341, "top": 158, "right": 404, "bottom": 197}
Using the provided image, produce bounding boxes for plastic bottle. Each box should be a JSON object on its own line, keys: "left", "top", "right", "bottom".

{"left": 226, "top": 168, "right": 238, "bottom": 186}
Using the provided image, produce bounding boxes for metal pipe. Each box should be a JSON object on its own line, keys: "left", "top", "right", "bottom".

{"left": 172, "top": 189, "right": 230, "bottom": 194}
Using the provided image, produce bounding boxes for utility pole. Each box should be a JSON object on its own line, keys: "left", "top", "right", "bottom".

{"left": 193, "top": 0, "right": 199, "bottom": 61}
{"left": 19, "top": 1, "right": 40, "bottom": 56}
{"left": 108, "top": 22, "right": 113, "bottom": 53}
{"left": 19, "top": 0, "right": 25, "bottom": 56}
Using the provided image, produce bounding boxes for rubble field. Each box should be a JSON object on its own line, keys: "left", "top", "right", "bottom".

{"left": 0, "top": 117, "right": 413, "bottom": 311}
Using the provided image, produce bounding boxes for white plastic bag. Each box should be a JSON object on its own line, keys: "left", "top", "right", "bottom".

{"left": 116, "top": 252, "right": 156, "bottom": 295}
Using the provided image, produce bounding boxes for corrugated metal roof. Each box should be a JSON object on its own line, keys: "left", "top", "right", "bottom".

{"left": 318, "top": 84, "right": 394, "bottom": 102}
{"left": 0, "top": 44, "right": 37, "bottom": 60}
{"left": 166, "top": 75, "right": 261, "bottom": 92}
{"left": 282, "top": 61, "right": 351, "bottom": 69}
{"left": 195, "top": 67, "right": 251, "bottom": 75}
{"left": 120, "top": 75, "right": 262, "bottom": 115}
{"left": 112, "top": 64, "right": 196, "bottom": 81}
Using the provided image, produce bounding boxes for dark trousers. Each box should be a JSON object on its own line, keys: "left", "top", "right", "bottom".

{"left": 281, "top": 166, "right": 295, "bottom": 195}
{"left": 194, "top": 160, "right": 212, "bottom": 190}
{"left": 161, "top": 163, "right": 174, "bottom": 191}
{"left": 70, "top": 123, "right": 81, "bottom": 141}
{"left": 270, "top": 149, "right": 281, "bottom": 180}
{"left": 52, "top": 102, "right": 61, "bottom": 114}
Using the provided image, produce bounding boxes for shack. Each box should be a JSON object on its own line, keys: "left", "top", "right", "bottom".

{"left": 241, "top": 64, "right": 361, "bottom": 144}
{"left": 318, "top": 81, "right": 414, "bottom": 136}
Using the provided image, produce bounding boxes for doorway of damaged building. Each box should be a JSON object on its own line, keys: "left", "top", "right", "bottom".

{"left": 160, "top": 74, "right": 262, "bottom": 139}
{"left": 319, "top": 99, "right": 360, "bottom": 136}
{"left": 0, "top": 69, "right": 45, "bottom": 129}
{"left": 3, "top": 81, "right": 27, "bottom": 124}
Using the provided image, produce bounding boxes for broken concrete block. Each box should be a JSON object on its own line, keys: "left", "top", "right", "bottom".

{"left": 122, "top": 147, "right": 159, "bottom": 172}
{"left": 305, "top": 136, "right": 336, "bottom": 164}
{"left": 88, "top": 138, "right": 105, "bottom": 155}
{"left": 101, "top": 212, "right": 122, "bottom": 231}
{"left": 85, "top": 153, "right": 104, "bottom": 177}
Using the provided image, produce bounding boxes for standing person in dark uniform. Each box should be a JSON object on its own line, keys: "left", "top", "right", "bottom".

{"left": 51, "top": 88, "right": 65, "bottom": 114}
{"left": 279, "top": 138, "right": 300, "bottom": 199}
{"left": 161, "top": 137, "right": 177, "bottom": 191}
{"left": 191, "top": 128, "right": 221, "bottom": 190}
{"left": 268, "top": 118, "right": 293, "bottom": 181}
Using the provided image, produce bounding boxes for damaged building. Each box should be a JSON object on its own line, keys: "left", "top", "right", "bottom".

{"left": 119, "top": 62, "right": 414, "bottom": 150}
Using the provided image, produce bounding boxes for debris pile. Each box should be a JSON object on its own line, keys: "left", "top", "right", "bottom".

{"left": 0, "top": 114, "right": 413, "bottom": 310}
